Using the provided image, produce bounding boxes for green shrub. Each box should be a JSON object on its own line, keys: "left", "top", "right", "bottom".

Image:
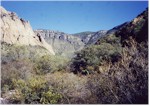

{"left": 96, "top": 34, "right": 121, "bottom": 46}
{"left": 8, "top": 76, "right": 62, "bottom": 104}
{"left": 40, "top": 90, "right": 62, "bottom": 104}
{"left": 34, "top": 55, "right": 69, "bottom": 74}
{"left": 71, "top": 42, "right": 122, "bottom": 74}
{"left": 1, "top": 43, "right": 51, "bottom": 63}
{"left": 1, "top": 59, "right": 35, "bottom": 91}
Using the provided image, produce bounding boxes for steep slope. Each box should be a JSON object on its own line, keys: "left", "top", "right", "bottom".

{"left": 87, "top": 30, "right": 107, "bottom": 45}
{"left": 0, "top": 6, "right": 55, "bottom": 55}
{"left": 34, "top": 30, "right": 85, "bottom": 57}
{"left": 73, "top": 31, "right": 95, "bottom": 44}
{"left": 71, "top": 8, "right": 148, "bottom": 104}
{"left": 73, "top": 25, "right": 127, "bottom": 45}
{"left": 106, "top": 22, "right": 129, "bottom": 35}
{"left": 73, "top": 30, "right": 107, "bottom": 45}
{"left": 116, "top": 8, "right": 148, "bottom": 45}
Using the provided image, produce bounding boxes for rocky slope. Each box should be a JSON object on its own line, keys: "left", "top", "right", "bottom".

{"left": 73, "top": 31, "right": 95, "bottom": 44}
{"left": 106, "top": 22, "right": 129, "bottom": 35}
{"left": 0, "top": 6, "right": 55, "bottom": 55}
{"left": 73, "top": 23, "right": 130, "bottom": 45}
{"left": 34, "top": 30, "right": 85, "bottom": 57}
{"left": 87, "top": 30, "right": 107, "bottom": 45}
{"left": 73, "top": 30, "right": 107, "bottom": 45}
{"left": 116, "top": 8, "right": 148, "bottom": 45}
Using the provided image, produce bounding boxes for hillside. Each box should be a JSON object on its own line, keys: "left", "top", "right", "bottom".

{"left": 0, "top": 6, "right": 148, "bottom": 104}
{"left": 73, "top": 23, "right": 129, "bottom": 45}
{"left": 73, "top": 31, "right": 95, "bottom": 44}
{"left": 34, "top": 30, "right": 85, "bottom": 57}
{"left": 71, "top": 8, "right": 148, "bottom": 103}
{"left": 73, "top": 30, "right": 107, "bottom": 45}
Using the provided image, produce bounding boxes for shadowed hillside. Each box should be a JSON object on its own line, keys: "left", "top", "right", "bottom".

{"left": 70, "top": 8, "right": 148, "bottom": 103}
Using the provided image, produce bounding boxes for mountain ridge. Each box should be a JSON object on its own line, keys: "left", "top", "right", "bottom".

{"left": 34, "top": 29, "right": 85, "bottom": 57}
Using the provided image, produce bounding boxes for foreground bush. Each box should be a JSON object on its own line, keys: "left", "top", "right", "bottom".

{"left": 85, "top": 39, "right": 148, "bottom": 104}
{"left": 3, "top": 76, "right": 62, "bottom": 104}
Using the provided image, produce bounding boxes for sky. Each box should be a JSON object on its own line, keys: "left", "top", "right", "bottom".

{"left": 1, "top": 1, "right": 148, "bottom": 34}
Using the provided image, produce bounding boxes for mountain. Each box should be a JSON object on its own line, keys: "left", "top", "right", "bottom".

{"left": 105, "top": 22, "right": 129, "bottom": 35}
{"left": 0, "top": 5, "right": 148, "bottom": 104}
{"left": 73, "top": 31, "right": 95, "bottom": 44}
{"left": 70, "top": 8, "right": 148, "bottom": 103}
{"left": 73, "top": 22, "right": 130, "bottom": 45}
{"left": 116, "top": 8, "right": 148, "bottom": 45}
{"left": 87, "top": 30, "right": 107, "bottom": 45}
{"left": 34, "top": 30, "right": 85, "bottom": 57}
{"left": 73, "top": 30, "right": 107, "bottom": 45}
{"left": 0, "top": 6, "right": 55, "bottom": 55}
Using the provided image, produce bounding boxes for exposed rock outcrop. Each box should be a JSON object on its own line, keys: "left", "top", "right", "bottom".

{"left": 0, "top": 6, "right": 55, "bottom": 55}
{"left": 73, "top": 30, "right": 107, "bottom": 45}
{"left": 87, "top": 30, "right": 107, "bottom": 45}
{"left": 34, "top": 30, "right": 85, "bottom": 57}
{"left": 73, "top": 31, "right": 95, "bottom": 44}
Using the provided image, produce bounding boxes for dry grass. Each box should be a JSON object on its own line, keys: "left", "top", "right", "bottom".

{"left": 45, "top": 72, "right": 90, "bottom": 104}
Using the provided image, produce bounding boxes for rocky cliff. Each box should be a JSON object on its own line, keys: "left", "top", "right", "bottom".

{"left": 0, "top": 6, "right": 55, "bottom": 55}
{"left": 87, "top": 30, "right": 107, "bottom": 45}
{"left": 34, "top": 30, "right": 85, "bottom": 57}
{"left": 73, "top": 31, "right": 95, "bottom": 44}
{"left": 73, "top": 30, "right": 107, "bottom": 45}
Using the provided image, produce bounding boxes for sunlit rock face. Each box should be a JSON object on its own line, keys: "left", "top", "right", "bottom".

{"left": 0, "top": 6, "right": 55, "bottom": 55}
{"left": 34, "top": 30, "right": 85, "bottom": 57}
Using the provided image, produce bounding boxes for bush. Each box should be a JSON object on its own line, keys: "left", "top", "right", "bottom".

{"left": 1, "top": 43, "right": 51, "bottom": 63}
{"left": 1, "top": 59, "right": 35, "bottom": 91}
{"left": 85, "top": 39, "right": 148, "bottom": 104}
{"left": 71, "top": 42, "right": 122, "bottom": 74}
{"left": 96, "top": 34, "right": 121, "bottom": 46}
{"left": 34, "top": 55, "right": 69, "bottom": 74}
{"left": 6, "top": 76, "right": 62, "bottom": 104}
{"left": 45, "top": 72, "right": 89, "bottom": 104}
{"left": 40, "top": 90, "right": 62, "bottom": 104}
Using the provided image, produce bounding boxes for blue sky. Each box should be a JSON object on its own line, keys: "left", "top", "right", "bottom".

{"left": 1, "top": 1, "right": 148, "bottom": 34}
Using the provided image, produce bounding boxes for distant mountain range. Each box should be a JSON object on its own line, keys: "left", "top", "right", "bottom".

{"left": 34, "top": 29, "right": 85, "bottom": 57}
{"left": 0, "top": 6, "right": 141, "bottom": 57}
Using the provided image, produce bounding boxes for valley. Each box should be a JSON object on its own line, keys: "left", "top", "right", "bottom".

{"left": 0, "top": 5, "right": 148, "bottom": 104}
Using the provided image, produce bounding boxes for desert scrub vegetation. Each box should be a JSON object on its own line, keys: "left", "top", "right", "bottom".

{"left": 69, "top": 11, "right": 148, "bottom": 102}
{"left": 116, "top": 8, "right": 148, "bottom": 45}
{"left": 71, "top": 39, "right": 122, "bottom": 74}
{"left": 1, "top": 59, "right": 36, "bottom": 90}
{"left": 2, "top": 76, "right": 62, "bottom": 104}
{"left": 34, "top": 55, "right": 69, "bottom": 74}
{"left": 1, "top": 42, "right": 69, "bottom": 75}
{"left": 1, "top": 38, "right": 148, "bottom": 104}
{"left": 69, "top": 37, "right": 148, "bottom": 103}
{"left": 1, "top": 43, "right": 69, "bottom": 104}
{"left": 95, "top": 34, "right": 121, "bottom": 46}
{"left": 45, "top": 72, "right": 89, "bottom": 104}
{"left": 1, "top": 8, "right": 148, "bottom": 104}
{"left": 1, "top": 42, "right": 51, "bottom": 62}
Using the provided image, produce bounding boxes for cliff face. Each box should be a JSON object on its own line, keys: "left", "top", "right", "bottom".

{"left": 34, "top": 30, "right": 85, "bottom": 57}
{"left": 0, "top": 6, "right": 55, "bottom": 55}
{"left": 73, "top": 31, "right": 107, "bottom": 45}
{"left": 73, "top": 31, "right": 95, "bottom": 44}
{"left": 87, "top": 30, "right": 107, "bottom": 45}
